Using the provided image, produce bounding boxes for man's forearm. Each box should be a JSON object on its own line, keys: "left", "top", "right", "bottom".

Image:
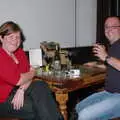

{"left": 105, "top": 56, "right": 120, "bottom": 71}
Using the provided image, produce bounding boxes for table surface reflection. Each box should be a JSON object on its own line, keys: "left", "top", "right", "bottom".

{"left": 35, "top": 65, "right": 106, "bottom": 120}
{"left": 35, "top": 65, "right": 106, "bottom": 91}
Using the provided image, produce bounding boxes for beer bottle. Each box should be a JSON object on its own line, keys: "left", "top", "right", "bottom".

{"left": 54, "top": 44, "right": 61, "bottom": 71}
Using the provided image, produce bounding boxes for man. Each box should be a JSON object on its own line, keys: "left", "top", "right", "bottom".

{"left": 75, "top": 16, "right": 120, "bottom": 120}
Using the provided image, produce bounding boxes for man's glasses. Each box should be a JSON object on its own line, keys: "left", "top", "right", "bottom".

{"left": 105, "top": 26, "right": 120, "bottom": 29}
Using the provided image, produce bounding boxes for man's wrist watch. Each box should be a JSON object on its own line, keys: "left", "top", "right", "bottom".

{"left": 104, "top": 55, "right": 111, "bottom": 64}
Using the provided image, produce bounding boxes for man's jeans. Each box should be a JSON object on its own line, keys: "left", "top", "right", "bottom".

{"left": 75, "top": 90, "right": 120, "bottom": 120}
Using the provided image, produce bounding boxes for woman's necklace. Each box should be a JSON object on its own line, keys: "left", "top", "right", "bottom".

{"left": 10, "top": 53, "right": 19, "bottom": 64}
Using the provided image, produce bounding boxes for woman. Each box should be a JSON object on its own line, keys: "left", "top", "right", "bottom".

{"left": 0, "top": 21, "right": 62, "bottom": 120}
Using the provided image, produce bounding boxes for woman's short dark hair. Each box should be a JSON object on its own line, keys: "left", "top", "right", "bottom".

{"left": 0, "top": 21, "right": 25, "bottom": 41}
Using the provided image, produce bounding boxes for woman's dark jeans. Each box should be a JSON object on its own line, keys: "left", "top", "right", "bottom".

{"left": 0, "top": 81, "right": 61, "bottom": 120}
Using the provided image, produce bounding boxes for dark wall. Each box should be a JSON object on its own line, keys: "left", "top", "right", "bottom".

{"left": 26, "top": 46, "right": 97, "bottom": 65}
{"left": 63, "top": 46, "right": 97, "bottom": 65}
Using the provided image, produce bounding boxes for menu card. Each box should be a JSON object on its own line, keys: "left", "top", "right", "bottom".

{"left": 29, "top": 49, "right": 42, "bottom": 68}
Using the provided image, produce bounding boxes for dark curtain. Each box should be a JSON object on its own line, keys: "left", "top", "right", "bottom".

{"left": 96, "top": 0, "right": 120, "bottom": 46}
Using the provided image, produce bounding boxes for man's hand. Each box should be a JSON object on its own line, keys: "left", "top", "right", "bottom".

{"left": 11, "top": 88, "right": 24, "bottom": 110}
{"left": 93, "top": 44, "right": 108, "bottom": 61}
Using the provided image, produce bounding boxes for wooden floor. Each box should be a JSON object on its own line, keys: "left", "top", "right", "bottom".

{"left": 112, "top": 118, "right": 120, "bottom": 120}
{"left": 0, "top": 119, "right": 20, "bottom": 120}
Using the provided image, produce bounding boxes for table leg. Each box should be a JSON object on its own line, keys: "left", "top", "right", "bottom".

{"left": 55, "top": 92, "right": 68, "bottom": 120}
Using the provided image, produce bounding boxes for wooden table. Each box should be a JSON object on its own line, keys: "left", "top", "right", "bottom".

{"left": 35, "top": 66, "right": 106, "bottom": 120}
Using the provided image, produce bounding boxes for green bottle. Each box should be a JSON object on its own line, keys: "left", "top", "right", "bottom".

{"left": 54, "top": 44, "right": 61, "bottom": 71}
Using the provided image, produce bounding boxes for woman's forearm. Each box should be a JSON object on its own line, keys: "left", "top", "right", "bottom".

{"left": 16, "top": 67, "right": 35, "bottom": 86}
{"left": 19, "top": 80, "right": 32, "bottom": 91}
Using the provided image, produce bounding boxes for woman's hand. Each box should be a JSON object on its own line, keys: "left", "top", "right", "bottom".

{"left": 93, "top": 44, "right": 108, "bottom": 61}
{"left": 11, "top": 88, "right": 24, "bottom": 110}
